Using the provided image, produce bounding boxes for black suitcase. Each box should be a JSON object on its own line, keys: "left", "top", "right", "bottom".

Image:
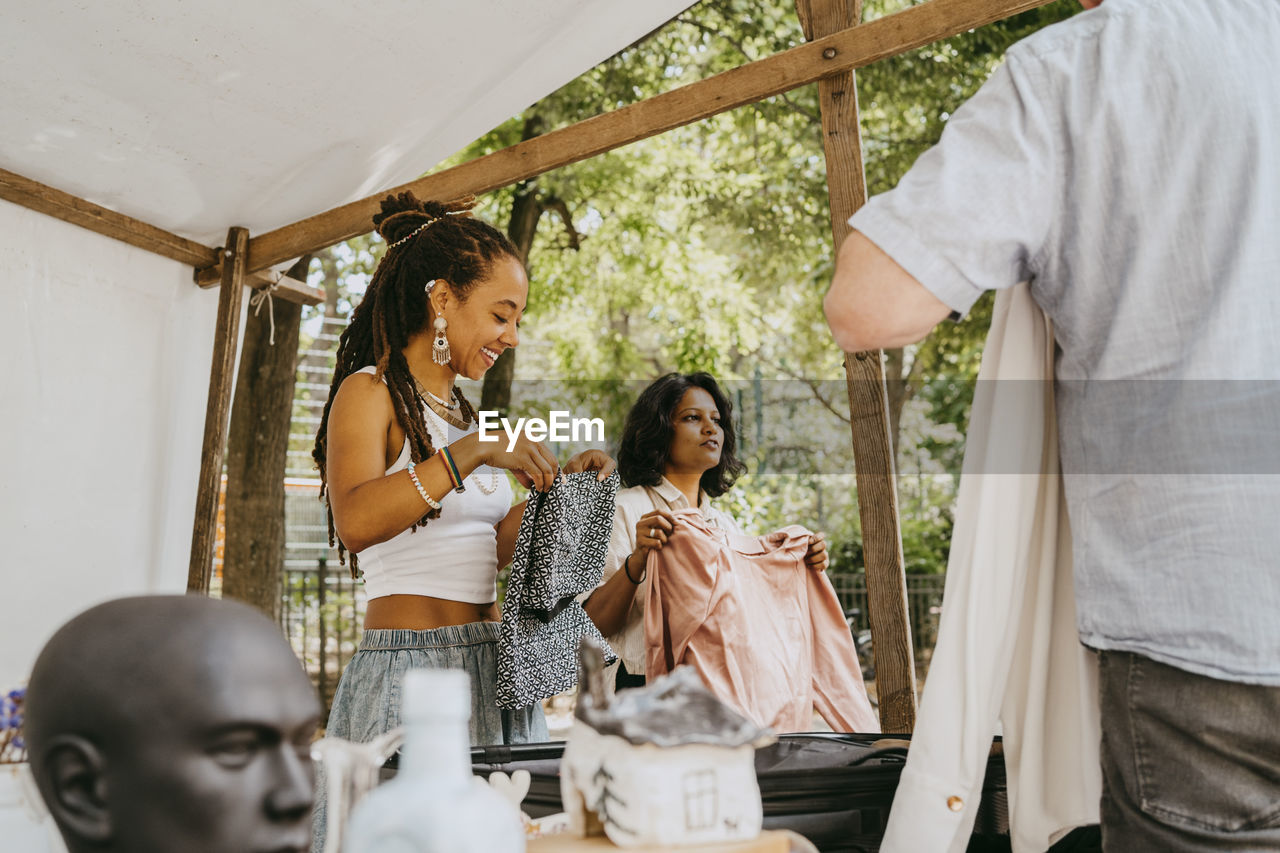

{"left": 463, "top": 733, "right": 1013, "bottom": 853}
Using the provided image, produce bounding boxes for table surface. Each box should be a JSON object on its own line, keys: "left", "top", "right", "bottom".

{"left": 527, "top": 829, "right": 792, "bottom": 852}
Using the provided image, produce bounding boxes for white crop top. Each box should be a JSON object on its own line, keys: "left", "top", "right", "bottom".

{"left": 351, "top": 367, "right": 515, "bottom": 602}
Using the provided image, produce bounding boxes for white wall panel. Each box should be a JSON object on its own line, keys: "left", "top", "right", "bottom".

{"left": 0, "top": 200, "right": 222, "bottom": 687}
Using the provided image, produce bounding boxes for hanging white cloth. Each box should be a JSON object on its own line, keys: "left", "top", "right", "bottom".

{"left": 880, "top": 283, "right": 1101, "bottom": 852}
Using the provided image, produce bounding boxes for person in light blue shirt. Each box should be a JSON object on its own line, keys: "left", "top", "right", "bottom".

{"left": 824, "top": 0, "right": 1280, "bottom": 848}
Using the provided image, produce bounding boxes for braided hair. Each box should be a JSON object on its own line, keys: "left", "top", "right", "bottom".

{"left": 313, "top": 192, "right": 521, "bottom": 575}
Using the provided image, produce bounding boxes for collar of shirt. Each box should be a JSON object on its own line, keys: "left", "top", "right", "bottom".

{"left": 651, "top": 476, "right": 711, "bottom": 516}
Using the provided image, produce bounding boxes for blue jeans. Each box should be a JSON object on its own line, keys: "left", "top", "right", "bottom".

{"left": 1098, "top": 650, "right": 1280, "bottom": 851}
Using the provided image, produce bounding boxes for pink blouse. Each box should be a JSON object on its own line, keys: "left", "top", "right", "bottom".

{"left": 644, "top": 509, "right": 879, "bottom": 733}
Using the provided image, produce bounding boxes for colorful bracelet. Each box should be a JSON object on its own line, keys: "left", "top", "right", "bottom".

{"left": 437, "top": 446, "right": 465, "bottom": 493}
{"left": 406, "top": 461, "right": 441, "bottom": 510}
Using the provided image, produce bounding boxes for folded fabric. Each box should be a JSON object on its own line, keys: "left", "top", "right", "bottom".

{"left": 644, "top": 510, "right": 879, "bottom": 733}
{"left": 496, "top": 472, "right": 618, "bottom": 710}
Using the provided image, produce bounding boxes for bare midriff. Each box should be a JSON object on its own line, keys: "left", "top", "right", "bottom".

{"left": 363, "top": 594, "right": 500, "bottom": 631}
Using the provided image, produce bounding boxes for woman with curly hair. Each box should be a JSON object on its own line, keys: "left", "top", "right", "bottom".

{"left": 584, "top": 372, "right": 830, "bottom": 692}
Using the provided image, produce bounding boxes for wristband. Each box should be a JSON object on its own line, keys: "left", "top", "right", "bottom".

{"left": 437, "top": 446, "right": 465, "bottom": 493}
{"left": 623, "top": 550, "right": 647, "bottom": 585}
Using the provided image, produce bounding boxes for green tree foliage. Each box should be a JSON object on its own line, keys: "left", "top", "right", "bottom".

{"left": 314, "top": 0, "right": 1080, "bottom": 575}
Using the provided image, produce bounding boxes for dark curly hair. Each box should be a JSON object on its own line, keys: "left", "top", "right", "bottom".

{"left": 313, "top": 192, "right": 520, "bottom": 575}
{"left": 617, "top": 372, "right": 746, "bottom": 497}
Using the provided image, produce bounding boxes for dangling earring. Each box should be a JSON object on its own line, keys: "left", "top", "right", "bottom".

{"left": 425, "top": 279, "right": 450, "bottom": 365}
{"left": 432, "top": 316, "right": 451, "bottom": 365}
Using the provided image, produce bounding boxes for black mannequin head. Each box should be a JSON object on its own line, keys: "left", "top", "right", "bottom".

{"left": 24, "top": 595, "right": 321, "bottom": 853}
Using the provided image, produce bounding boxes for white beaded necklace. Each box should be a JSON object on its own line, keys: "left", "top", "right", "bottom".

{"left": 423, "top": 387, "right": 456, "bottom": 410}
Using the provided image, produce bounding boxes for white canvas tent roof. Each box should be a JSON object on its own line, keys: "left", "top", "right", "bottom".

{"left": 2, "top": 0, "right": 694, "bottom": 245}
{"left": 0, "top": 0, "right": 694, "bottom": 688}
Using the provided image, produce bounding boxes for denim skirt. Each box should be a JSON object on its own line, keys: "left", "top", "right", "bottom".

{"left": 325, "top": 622, "right": 548, "bottom": 745}
{"left": 312, "top": 622, "right": 547, "bottom": 852}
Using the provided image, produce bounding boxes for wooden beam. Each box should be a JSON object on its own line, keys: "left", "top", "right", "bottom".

{"left": 258, "top": 271, "right": 324, "bottom": 306}
{"left": 0, "top": 167, "right": 219, "bottom": 269}
{"left": 800, "top": 0, "right": 918, "bottom": 732}
{"left": 195, "top": 0, "right": 1054, "bottom": 284}
{"left": 237, "top": 270, "right": 324, "bottom": 306}
{"left": 0, "top": 167, "right": 318, "bottom": 306}
{"left": 187, "top": 227, "right": 249, "bottom": 594}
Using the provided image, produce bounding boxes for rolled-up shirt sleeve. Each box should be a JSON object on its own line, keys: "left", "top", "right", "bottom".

{"left": 850, "top": 51, "right": 1058, "bottom": 319}
{"left": 601, "top": 498, "right": 639, "bottom": 586}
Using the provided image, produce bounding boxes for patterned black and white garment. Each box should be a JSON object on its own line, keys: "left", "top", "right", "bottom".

{"left": 496, "top": 471, "right": 618, "bottom": 709}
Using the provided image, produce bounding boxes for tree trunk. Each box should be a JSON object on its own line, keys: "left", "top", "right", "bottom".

{"left": 482, "top": 116, "right": 546, "bottom": 416}
{"left": 222, "top": 256, "right": 311, "bottom": 620}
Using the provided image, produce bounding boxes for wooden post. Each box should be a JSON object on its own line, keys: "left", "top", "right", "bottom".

{"left": 799, "top": 0, "right": 917, "bottom": 732}
{"left": 844, "top": 352, "right": 916, "bottom": 731}
{"left": 187, "top": 226, "right": 249, "bottom": 594}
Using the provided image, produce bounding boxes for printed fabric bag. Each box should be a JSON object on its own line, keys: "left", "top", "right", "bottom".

{"left": 496, "top": 471, "right": 618, "bottom": 709}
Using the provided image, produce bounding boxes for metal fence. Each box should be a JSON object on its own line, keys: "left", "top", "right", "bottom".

{"left": 281, "top": 484, "right": 367, "bottom": 712}
{"left": 828, "top": 572, "right": 946, "bottom": 662}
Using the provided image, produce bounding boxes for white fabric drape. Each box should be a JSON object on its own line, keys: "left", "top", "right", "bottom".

{"left": 880, "top": 283, "right": 1101, "bottom": 852}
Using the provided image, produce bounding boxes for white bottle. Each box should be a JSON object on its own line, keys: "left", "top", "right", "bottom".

{"left": 342, "top": 669, "right": 526, "bottom": 853}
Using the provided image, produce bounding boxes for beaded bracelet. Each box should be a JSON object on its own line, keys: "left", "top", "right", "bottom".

{"left": 437, "top": 446, "right": 466, "bottom": 493}
{"left": 406, "top": 461, "right": 442, "bottom": 510}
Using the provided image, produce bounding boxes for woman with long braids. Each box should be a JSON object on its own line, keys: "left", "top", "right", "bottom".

{"left": 313, "top": 192, "right": 613, "bottom": 757}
